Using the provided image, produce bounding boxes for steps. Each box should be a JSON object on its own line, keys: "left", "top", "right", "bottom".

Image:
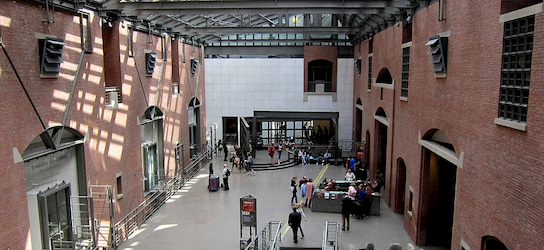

{"left": 280, "top": 247, "right": 321, "bottom": 250}
{"left": 252, "top": 160, "right": 296, "bottom": 171}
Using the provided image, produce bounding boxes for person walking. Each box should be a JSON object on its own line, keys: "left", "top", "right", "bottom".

{"left": 222, "top": 164, "right": 230, "bottom": 190}
{"left": 245, "top": 152, "right": 256, "bottom": 175}
{"left": 277, "top": 143, "right": 283, "bottom": 164}
{"left": 290, "top": 176, "right": 298, "bottom": 204}
{"left": 295, "top": 202, "right": 307, "bottom": 239}
{"left": 268, "top": 144, "right": 275, "bottom": 164}
{"left": 217, "top": 140, "right": 223, "bottom": 157}
{"left": 288, "top": 207, "right": 302, "bottom": 243}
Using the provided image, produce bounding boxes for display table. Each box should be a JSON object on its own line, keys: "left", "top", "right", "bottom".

{"left": 311, "top": 188, "right": 381, "bottom": 216}
{"left": 311, "top": 189, "right": 346, "bottom": 213}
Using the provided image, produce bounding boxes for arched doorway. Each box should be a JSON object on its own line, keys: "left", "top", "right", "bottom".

{"left": 22, "top": 126, "right": 87, "bottom": 249}
{"left": 373, "top": 108, "right": 388, "bottom": 193}
{"left": 394, "top": 158, "right": 407, "bottom": 214}
{"left": 139, "top": 106, "right": 165, "bottom": 191}
{"left": 188, "top": 97, "right": 201, "bottom": 158}
{"left": 418, "top": 129, "right": 459, "bottom": 247}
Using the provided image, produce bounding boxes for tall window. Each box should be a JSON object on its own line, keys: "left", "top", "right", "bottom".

{"left": 401, "top": 46, "right": 411, "bottom": 98}
{"left": 367, "top": 56, "right": 373, "bottom": 90}
{"left": 498, "top": 15, "right": 534, "bottom": 124}
{"left": 308, "top": 60, "right": 333, "bottom": 92}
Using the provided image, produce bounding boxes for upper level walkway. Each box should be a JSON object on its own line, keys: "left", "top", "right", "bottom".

{"left": 117, "top": 148, "right": 443, "bottom": 250}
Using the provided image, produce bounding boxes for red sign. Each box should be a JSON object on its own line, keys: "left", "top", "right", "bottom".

{"left": 241, "top": 200, "right": 255, "bottom": 212}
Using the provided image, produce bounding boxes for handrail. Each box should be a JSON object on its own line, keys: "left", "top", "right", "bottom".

{"left": 243, "top": 221, "right": 283, "bottom": 250}
{"left": 322, "top": 221, "right": 341, "bottom": 250}
{"left": 114, "top": 148, "right": 212, "bottom": 246}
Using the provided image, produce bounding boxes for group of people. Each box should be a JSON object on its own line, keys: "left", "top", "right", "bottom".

{"left": 212, "top": 140, "right": 258, "bottom": 192}
{"left": 288, "top": 175, "right": 314, "bottom": 243}
{"left": 294, "top": 148, "right": 332, "bottom": 165}
{"left": 268, "top": 143, "right": 284, "bottom": 164}
{"left": 219, "top": 140, "right": 256, "bottom": 175}
{"left": 289, "top": 176, "right": 316, "bottom": 208}
{"left": 340, "top": 182, "right": 374, "bottom": 230}
{"left": 208, "top": 162, "right": 233, "bottom": 191}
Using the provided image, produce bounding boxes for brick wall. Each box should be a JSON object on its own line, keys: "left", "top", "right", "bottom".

{"left": 355, "top": 0, "right": 544, "bottom": 249}
{"left": 0, "top": 1, "right": 204, "bottom": 248}
{"left": 303, "top": 46, "right": 338, "bottom": 92}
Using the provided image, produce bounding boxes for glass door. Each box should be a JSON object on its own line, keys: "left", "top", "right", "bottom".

{"left": 39, "top": 183, "right": 72, "bottom": 249}
{"left": 143, "top": 143, "right": 158, "bottom": 191}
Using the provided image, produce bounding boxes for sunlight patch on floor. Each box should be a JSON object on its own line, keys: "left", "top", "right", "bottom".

{"left": 154, "top": 224, "right": 178, "bottom": 232}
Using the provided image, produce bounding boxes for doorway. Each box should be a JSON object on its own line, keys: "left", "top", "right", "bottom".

{"left": 223, "top": 117, "right": 238, "bottom": 145}
{"left": 419, "top": 130, "right": 458, "bottom": 247}
{"left": 394, "top": 159, "right": 407, "bottom": 214}
{"left": 374, "top": 109, "right": 388, "bottom": 193}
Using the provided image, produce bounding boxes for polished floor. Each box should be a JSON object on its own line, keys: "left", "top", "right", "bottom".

{"left": 118, "top": 148, "right": 441, "bottom": 250}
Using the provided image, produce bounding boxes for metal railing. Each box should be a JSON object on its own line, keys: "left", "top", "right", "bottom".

{"left": 337, "top": 140, "right": 354, "bottom": 152}
{"left": 114, "top": 148, "right": 212, "bottom": 246}
{"left": 243, "top": 221, "right": 283, "bottom": 250}
{"left": 322, "top": 221, "right": 342, "bottom": 250}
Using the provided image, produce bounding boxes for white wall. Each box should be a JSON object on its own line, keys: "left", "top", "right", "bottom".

{"left": 205, "top": 58, "right": 354, "bottom": 144}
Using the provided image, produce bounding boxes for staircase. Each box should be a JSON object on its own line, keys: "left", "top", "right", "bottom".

{"left": 251, "top": 159, "right": 297, "bottom": 171}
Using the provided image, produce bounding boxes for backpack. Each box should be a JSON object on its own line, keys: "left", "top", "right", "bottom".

{"left": 219, "top": 144, "right": 223, "bottom": 150}
{"left": 250, "top": 157, "right": 254, "bottom": 164}
{"left": 226, "top": 168, "right": 231, "bottom": 176}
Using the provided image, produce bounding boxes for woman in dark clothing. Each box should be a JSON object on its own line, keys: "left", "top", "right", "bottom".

{"left": 341, "top": 194, "right": 352, "bottom": 231}
{"left": 290, "top": 177, "right": 298, "bottom": 204}
{"left": 223, "top": 142, "right": 228, "bottom": 161}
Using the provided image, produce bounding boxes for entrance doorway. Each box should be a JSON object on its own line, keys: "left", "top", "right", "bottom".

{"left": 394, "top": 159, "right": 407, "bottom": 214}
{"left": 39, "top": 183, "right": 72, "bottom": 249}
{"left": 374, "top": 108, "right": 388, "bottom": 193}
{"left": 223, "top": 117, "right": 238, "bottom": 145}
{"left": 419, "top": 130, "right": 458, "bottom": 247}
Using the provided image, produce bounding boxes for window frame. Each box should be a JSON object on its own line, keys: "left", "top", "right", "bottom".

{"left": 401, "top": 42, "right": 412, "bottom": 100}
{"left": 494, "top": 4, "right": 541, "bottom": 131}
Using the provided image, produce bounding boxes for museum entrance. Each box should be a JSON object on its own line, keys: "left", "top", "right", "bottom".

{"left": 248, "top": 111, "right": 339, "bottom": 159}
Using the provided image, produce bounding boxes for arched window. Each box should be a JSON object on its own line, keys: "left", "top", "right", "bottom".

{"left": 482, "top": 236, "right": 508, "bottom": 250}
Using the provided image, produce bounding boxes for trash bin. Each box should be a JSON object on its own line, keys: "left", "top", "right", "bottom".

{"left": 370, "top": 192, "right": 380, "bottom": 216}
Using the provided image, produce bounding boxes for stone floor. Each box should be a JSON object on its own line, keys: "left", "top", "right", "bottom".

{"left": 118, "top": 148, "right": 447, "bottom": 250}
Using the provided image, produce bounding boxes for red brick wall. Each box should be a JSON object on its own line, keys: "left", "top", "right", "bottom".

{"left": 0, "top": 1, "right": 204, "bottom": 248}
{"left": 356, "top": 0, "right": 544, "bottom": 249}
{"left": 500, "top": 0, "right": 542, "bottom": 14}
{"left": 303, "top": 46, "right": 338, "bottom": 92}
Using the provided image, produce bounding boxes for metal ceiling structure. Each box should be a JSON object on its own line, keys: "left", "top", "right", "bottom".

{"left": 98, "top": 0, "right": 420, "bottom": 48}
{"left": 28, "top": 0, "right": 426, "bottom": 55}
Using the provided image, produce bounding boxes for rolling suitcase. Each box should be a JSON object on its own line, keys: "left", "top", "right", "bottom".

{"left": 208, "top": 174, "right": 220, "bottom": 191}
